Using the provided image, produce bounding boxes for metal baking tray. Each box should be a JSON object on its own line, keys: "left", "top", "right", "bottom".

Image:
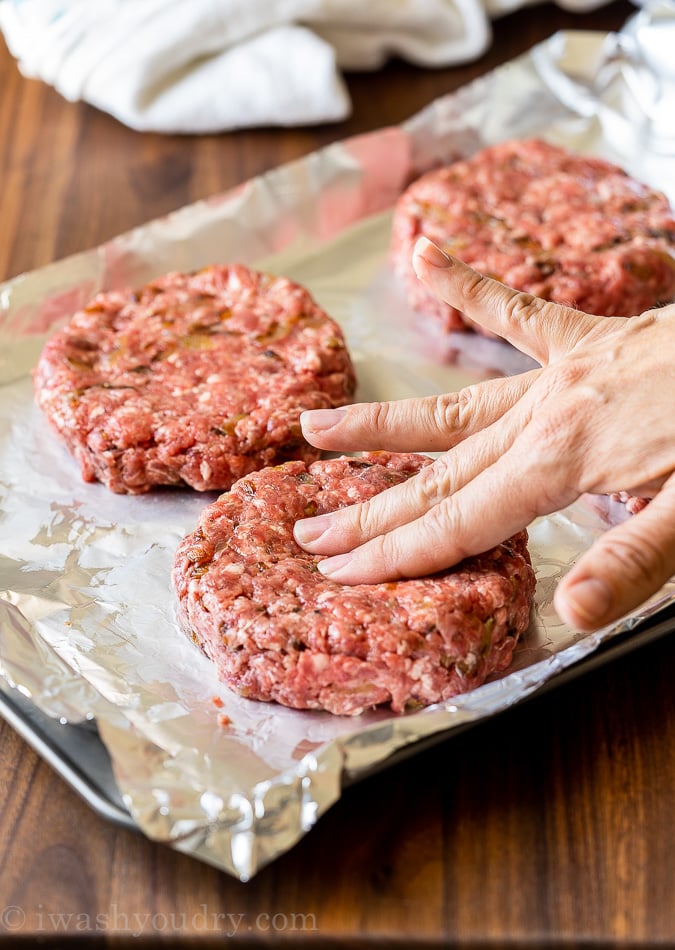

{"left": 3, "top": 601, "right": 675, "bottom": 828}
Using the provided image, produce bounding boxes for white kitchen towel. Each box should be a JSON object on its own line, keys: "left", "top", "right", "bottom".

{"left": 0, "top": 0, "right": 616, "bottom": 133}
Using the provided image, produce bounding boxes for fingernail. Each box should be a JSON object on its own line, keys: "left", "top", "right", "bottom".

{"left": 565, "top": 577, "right": 613, "bottom": 626}
{"left": 300, "top": 408, "right": 346, "bottom": 433}
{"left": 413, "top": 236, "right": 452, "bottom": 271}
{"left": 317, "top": 553, "right": 352, "bottom": 578}
{"left": 294, "top": 514, "right": 332, "bottom": 546}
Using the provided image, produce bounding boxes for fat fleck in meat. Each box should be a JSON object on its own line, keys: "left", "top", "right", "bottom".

{"left": 172, "top": 453, "right": 536, "bottom": 716}
{"left": 33, "top": 264, "right": 356, "bottom": 493}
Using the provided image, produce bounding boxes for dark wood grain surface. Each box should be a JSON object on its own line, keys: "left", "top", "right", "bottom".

{"left": 4, "top": 2, "right": 675, "bottom": 947}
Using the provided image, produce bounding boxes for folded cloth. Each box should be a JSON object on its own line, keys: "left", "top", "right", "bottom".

{"left": 0, "top": 0, "right": 616, "bottom": 133}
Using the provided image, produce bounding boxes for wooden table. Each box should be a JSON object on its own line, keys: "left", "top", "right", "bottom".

{"left": 3, "top": 2, "right": 675, "bottom": 947}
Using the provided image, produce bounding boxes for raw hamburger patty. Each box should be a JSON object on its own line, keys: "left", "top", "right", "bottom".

{"left": 391, "top": 138, "right": 675, "bottom": 332}
{"left": 172, "top": 453, "right": 536, "bottom": 716}
{"left": 33, "top": 264, "right": 356, "bottom": 493}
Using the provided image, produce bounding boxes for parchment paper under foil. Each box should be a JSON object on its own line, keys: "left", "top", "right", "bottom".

{"left": 2, "top": 30, "right": 675, "bottom": 881}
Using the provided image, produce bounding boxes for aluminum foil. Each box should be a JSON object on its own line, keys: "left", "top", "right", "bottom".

{"left": 2, "top": 28, "right": 675, "bottom": 881}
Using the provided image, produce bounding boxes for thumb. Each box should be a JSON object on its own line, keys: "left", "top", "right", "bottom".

{"left": 555, "top": 477, "right": 675, "bottom": 631}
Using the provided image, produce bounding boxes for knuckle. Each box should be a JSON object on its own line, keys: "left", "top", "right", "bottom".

{"left": 366, "top": 401, "right": 395, "bottom": 435}
{"left": 630, "top": 308, "right": 660, "bottom": 327}
{"left": 500, "top": 292, "right": 579, "bottom": 359}
{"left": 351, "top": 497, "right": 384, "bottom": 542}
{"left": 377, "top": 530, "right": 408, "bottom": 580}
{"left": 502, "top": 290, "right": 542, "bottom": 326}
{"left": 415, "top": 459, "right": 452, "bottom": 508}
{"left": 435, "top": 386, "right": 478, "bottom": 438}
{"left": 350, "top": 481, "right": 407, "bottom": 541}
{"left": 460, "top": 268, "right": 494, "bottom": 305}
{"left": 434, "top": 392, "right": 459, "bottom": 432}
{"left": 351, "top": 501, "right": 371, "bottom": 537}
{"left": 426, "top": 500, "right": 466, "bottom": 555}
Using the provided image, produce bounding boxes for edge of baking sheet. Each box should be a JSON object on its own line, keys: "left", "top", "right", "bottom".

{"left": 3, "top": 602, "right": 675, "bottom": 831}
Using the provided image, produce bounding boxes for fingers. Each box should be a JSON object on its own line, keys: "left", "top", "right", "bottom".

{"left": 296, "top": 368, "right": 548, "bottom": 557}
{"left": 296, "top": 362, "right": 585, "bottom": 560}
{"left": 412, "top": 237, "right": 607, "bottom": 365}
{"left": 555, "top": 473, "right": 675, "bottom": 631}
{"left": 303, "top": 424, "right": 576, "bottom": 584}
{"left": 301, "top": 369, "right": 539, "bottom": 453}
{"left": 294, "top": 423, "right": 512, "bottom": 556}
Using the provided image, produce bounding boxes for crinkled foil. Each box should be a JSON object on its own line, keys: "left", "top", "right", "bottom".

{"left": 2, "top": 30, "right": 675, "bottom": 881}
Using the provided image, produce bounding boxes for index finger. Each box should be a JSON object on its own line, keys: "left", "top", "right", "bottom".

{"left": 412, "top": 237, "right": 606, "bottom": 366}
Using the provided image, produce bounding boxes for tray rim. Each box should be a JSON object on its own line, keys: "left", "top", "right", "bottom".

{"left": 3, "top": 602, "right": 674, "bottom": 825}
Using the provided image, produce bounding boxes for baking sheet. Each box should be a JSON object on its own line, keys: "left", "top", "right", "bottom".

{"left": 2, "top": 29, "right": 675, "bottom": 881}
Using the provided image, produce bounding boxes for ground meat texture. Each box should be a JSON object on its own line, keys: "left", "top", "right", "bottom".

{"left": 611, "top": 491, "right": 650, "bottom": 514}
{"left": 172, "top": 453, "right": 536, "bottom": 716}
{"left": 33, "top": 265, "right": 356, "bottom": 493}
{"left": 391, "top": 138, "right": 675, "bottom": 333}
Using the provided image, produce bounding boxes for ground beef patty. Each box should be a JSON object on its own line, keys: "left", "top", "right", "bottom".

{"left": 391, "top": 138, "right": 675, "bottom": 333}
{"left": 33, "top": 264, "right": 356, "bottom": 493}
{"left": 173, "top": 453, "right": 535, "bottom": 716}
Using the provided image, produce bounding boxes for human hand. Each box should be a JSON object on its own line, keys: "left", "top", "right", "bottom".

{"left": 294, "top": 236, "right": 675, "bottom": 631}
